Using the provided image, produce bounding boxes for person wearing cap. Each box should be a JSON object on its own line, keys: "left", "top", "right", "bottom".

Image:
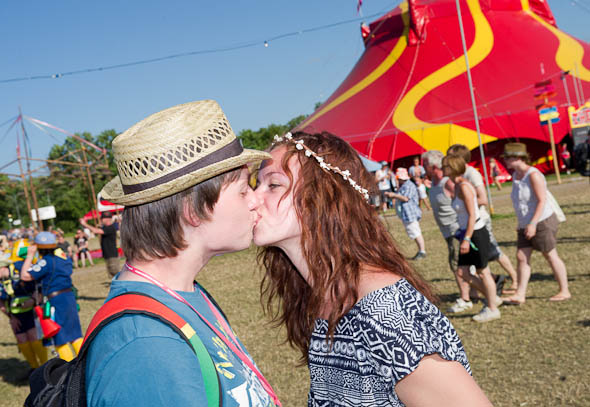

{"left": 389, "top": 167, "right": 426, "bottom": 260}
{"left": 1, "top": 258, "right": 48, "bottom": 372}
{"left": 80, "top": 211, "right": 120, "bottom": 277}
{"left": 20, "top": 231, "right": 84, "bottom": 361}
{"left": 442, "top": 155, "right": 501, "bottom": 323}
{"left": 83, "top": 100, "right": 280, "bottom": 406}
{"left": 502, "top": 143, "right": 571, "bottom": 304}
{"left": 375, "top": 160, "right": 394, "bottom": 211}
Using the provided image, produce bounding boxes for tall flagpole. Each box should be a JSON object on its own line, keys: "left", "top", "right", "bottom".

{"left": 455, "top": 0, "right": 494, "bottom": 213}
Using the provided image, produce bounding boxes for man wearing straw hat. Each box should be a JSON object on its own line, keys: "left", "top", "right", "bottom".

{"left": 84, "top": 101, "right": 280, "bottom": 406}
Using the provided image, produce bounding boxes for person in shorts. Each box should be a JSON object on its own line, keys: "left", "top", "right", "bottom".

{"left": 422, "top": 150, "right": 475, "bottom": 313}
{"left": 443, "top": 155, "right": 501, "bottom": 323}
{"left": 74, "top": 229, "right": 93, "bottom": 268}
{"left": 389, "top": 167, "right": 426, "bottom": 260}
{"left": 502, "top": 142, "right": 570, "bottom": 304}
{"left": 447, "top": 144, "right": 518, "bottom": 294}
{"left": 80, "top": 212, "right": 120, "bottom": 277}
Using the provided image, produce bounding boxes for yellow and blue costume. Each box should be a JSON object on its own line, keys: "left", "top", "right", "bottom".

{"left": 0, "top": 258, "right": 48, "bottom": 368}
{"left": 24, "top": 232, "right": 83, "bottom": 361}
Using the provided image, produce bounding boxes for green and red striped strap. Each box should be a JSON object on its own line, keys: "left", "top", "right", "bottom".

{"left": 83, "top": 292, "right": 221, "bottom": 407}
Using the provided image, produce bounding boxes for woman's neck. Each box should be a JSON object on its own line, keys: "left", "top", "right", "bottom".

{"left": 514, "top": 162, "right": 530, "bottom": 178}
{"left": 276, "top": 240, "right": 311, "bottom": 284}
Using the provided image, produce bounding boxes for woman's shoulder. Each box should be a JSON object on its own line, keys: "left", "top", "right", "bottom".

{"left": 351, "top": 280, "right": 470, "bottom": 380}
{"left": 354, "top": 279, "right": 440, "bottom": 328}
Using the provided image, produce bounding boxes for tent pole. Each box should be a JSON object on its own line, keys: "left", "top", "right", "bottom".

{"left": 19, "top": 107, "right": 43, "bottom": 231}
{"left": 560, "top": 72, "right": 572, "bottom": 107}
{"left": 571, "top": 67, "right": 582, "bottom": 106}
{"left": 16, "top": 130, "right": 33, "bottom": 224}
{"left": 576, "top": 63, "right": 586, "bottom": 103}
{"left": 454, "top": 0, "right": 494, "bottom": 214}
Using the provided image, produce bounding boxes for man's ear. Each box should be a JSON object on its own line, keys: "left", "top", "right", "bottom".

{"left": 182, "top": 200, "right": 201, "bottom": 227}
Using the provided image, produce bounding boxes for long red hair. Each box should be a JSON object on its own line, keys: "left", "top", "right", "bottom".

{"left": 258, "top": 132, "right": 435, "bottom": 363}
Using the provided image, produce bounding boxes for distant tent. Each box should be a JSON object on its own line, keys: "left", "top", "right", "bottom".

{"left": 298, "top": 0, "right": 590, "bottom": 173}
{"left": 359, "top": 154, "right": 382, "bottom": 172}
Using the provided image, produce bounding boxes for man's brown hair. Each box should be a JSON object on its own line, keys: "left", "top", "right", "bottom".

{"left": 121, "top": 168, "right": 242, "bottom": 262}
{"left": 447, "top": 144, "right": 471, "bottom": 163}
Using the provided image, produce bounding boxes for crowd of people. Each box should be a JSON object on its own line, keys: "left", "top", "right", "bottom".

{"left": 2, "top": 100, "right": 582, "bottom": 406}
{"left": 371, "top": 142, "right": 571, "bottom": 323}
{"left": 1, "top": 231, "right": 83, "bottom": 378}
{"left": 1, "top": 213, "right": 121, "bottom": 379}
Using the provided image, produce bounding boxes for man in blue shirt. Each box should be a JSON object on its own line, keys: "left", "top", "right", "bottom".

{"left": 390, "top": 167, "right": 426, "bottom": 260}
{"left": 85, "top": 100, "right": 280, "bottom": 406}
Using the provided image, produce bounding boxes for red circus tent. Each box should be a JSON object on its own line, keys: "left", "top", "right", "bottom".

{"left": 298, "top": 0, "right": 590, "bottom": 173}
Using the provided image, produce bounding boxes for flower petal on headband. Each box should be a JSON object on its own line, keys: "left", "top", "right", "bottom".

{"left": 272, "top": 133, "right": 370, "bottom": 203}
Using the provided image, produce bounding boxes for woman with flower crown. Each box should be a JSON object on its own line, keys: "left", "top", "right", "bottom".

{"left": 253, "top": 132, "right": 491, "bottom": 406}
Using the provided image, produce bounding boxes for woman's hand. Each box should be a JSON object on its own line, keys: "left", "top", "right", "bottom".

{"left": 460, "top": 239, "right": 470, "bottom": 255}
{"left": 524, "top": 223, "right": 537, "bottom": 240}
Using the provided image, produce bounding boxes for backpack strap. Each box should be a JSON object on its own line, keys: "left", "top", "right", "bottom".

{"left": 81, "top": 292, "right": 221, "bottom": 407}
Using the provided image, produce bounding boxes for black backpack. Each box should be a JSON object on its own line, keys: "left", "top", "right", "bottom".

{"left": 25, "top": 292, "right": 221, "bottom": 407}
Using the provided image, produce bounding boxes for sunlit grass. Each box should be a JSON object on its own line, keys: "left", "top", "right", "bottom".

{"left": 1, "top": 177, "right": 588, "bottom": 406}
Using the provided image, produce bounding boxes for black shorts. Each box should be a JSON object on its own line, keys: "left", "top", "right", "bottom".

{"left": 11, "top": 311, "right": 36, "bottom": 334}
{"left": 458, "top": 227, "right": 491, "bottom": 269}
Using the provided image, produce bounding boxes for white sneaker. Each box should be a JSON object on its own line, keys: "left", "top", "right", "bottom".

{"left": 447, "top": 298, "right": 473, "bottom": 313}
{"left": 482, "top": 295, "right": 503, "bottom": 308}
{"left": 472, "top": 306, "right": 501, "bottom": 323}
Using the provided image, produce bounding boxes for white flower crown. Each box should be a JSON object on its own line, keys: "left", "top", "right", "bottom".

{"left": 273, "top": 132, "right": 370, "bottom": 202}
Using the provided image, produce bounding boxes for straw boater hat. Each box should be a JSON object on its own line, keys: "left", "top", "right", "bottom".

{"left": 100, "top": 100, "right": 270, "bottom": 206}
{"left": 502, "top": 142, "right": 528, "bottom": 158}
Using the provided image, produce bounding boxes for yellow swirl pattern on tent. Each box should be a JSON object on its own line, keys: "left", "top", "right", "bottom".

{"left": 300, "top": 1, "right": 410, "bottom": 128}
{"left": 520, "top": 0, "right": 590, "bottom": 82}
{"left": 392, "top": 0, "right": 497, "bottom": 153}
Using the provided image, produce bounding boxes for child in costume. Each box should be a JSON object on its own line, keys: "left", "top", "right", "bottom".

{"left": 0, "top": 256, "right": 48, "bottom": 370}
{"left": 20, "top": 232, "right": 83, "bottom": 361}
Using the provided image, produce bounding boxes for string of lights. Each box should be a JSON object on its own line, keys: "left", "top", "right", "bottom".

{"left": 0, "top": 11, "right": 387, "bottom": 84}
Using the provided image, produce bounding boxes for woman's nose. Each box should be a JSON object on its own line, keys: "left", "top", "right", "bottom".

{"left": 248, "top": 188, "right": 264, "bottom": 210}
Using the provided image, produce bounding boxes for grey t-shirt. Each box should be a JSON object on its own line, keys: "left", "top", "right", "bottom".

{"left": 428, "top": 176, "right": 459, "bottom": 238}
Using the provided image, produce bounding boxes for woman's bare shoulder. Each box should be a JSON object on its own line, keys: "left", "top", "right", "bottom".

{"left": 357, "top": 268, "right": 401, "bottom": 299}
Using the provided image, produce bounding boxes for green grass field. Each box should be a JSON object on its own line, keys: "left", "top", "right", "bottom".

{"left": 1, "top": 176, "right": 589, "bottom": 406}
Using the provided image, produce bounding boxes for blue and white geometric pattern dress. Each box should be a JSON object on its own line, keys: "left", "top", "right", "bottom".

{"left": 308, "top": 278, "right": 470, "bottom": 407}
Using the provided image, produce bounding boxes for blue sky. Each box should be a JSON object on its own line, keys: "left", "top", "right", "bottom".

{"left": 0, "top": 0, "right": 588, "bottom": 176}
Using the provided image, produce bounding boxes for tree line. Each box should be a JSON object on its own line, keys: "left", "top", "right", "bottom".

{"left": 0, "top": 115, "right": 307, "bottom": 233}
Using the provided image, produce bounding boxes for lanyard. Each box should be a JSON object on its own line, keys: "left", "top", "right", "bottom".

{"left": 124, "top": 263, "right": 281, "bottom": 406}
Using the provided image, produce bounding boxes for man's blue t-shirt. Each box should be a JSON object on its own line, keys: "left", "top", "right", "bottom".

{"left": 85, "top": 278, "right": 275, "bottom": 406}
